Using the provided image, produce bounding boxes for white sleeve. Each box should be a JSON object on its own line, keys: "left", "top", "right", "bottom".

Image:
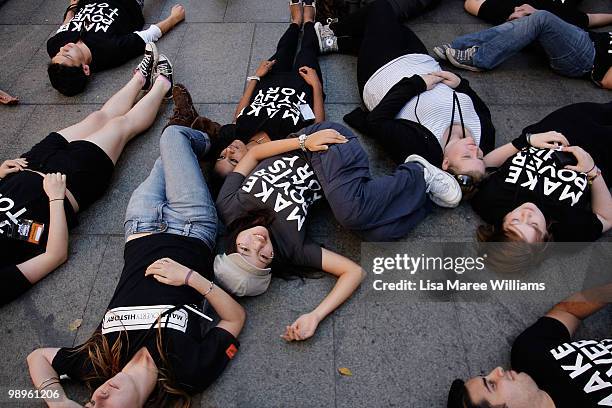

{"left": 134, "top": 24, "right": 163, "bottom": 43}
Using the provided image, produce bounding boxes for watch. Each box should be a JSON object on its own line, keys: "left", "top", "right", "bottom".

{"left": 246, "top": 75, "right": 260, "bottom": 82}
{"left": 298, "top": 134, "right": 308, "bottom": 152}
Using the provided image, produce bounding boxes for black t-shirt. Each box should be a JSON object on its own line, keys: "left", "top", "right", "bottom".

{"left": 512, "top": 317, "right": 612, "bottom": 408}
{"left": 46, "top": 0, "right": 145, "bottom": 72}
{"left": 51, "top": 234, "right": 239, "bottom": 393}
{"left": 590, "top": 32, "right": 612, "bottom": 84}
{"left": 235, "top": 72, "right": 315, "bottom": 141}
{"left": 216, "top": 152, "right": 323, "bottom": 269}
{"left": 472, "top": 102, "right": 612, "bottom": 242}
{"left": 0, "top": 171, "right": 77, "bottom": 265}
{"left": 472, "top": 147, "right": 602, "bottom": 241}
{"left": 477, "top": 0, "right": 588, "bottom": 28}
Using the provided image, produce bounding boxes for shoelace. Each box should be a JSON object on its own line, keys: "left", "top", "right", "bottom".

{"left": 138, "top": 55, "right": 152, "bottom": 73}
{"left": 157, "top": 61, "right": 172, "bottom": 77}
{"left": 455, "top": 47, "right": 476, "bottom": 61}
{"left": 426, "top": 173, "right": 450, "bottom": 195}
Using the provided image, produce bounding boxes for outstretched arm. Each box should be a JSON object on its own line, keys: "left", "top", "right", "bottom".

{"left": 545, "top": 284, "right": 612, "bottom": 336}
{"left": 233, "top": 129, "right": 348, "bottom": 176}
{"left": 298, "top": 66, "right": 325, "bottom": 123}
{"left": 281, "top": 248, "right": 365, "bottom": 341}
{"left": 234, "top": 60, "right": 276, "bottom": 122}
{"left": 17, "top": 174, "right": 69, "bottom": 285}
{"left": 27, "top": 348, "right": 79, "bottom": 407}
{"left": 482, "top": 131, "right": 569, "bottom": 168}
{"left": 154, "top": 4, "right": 185, "bottom": 35}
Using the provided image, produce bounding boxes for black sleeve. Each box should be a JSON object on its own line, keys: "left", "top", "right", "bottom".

{"left": 530, "top": 0, "right": 589, "bottom": 28}
{"left": 193, "top": 327, "right": 240, "bottom": 391}
{"left": 365, "top": 75, "right": 443, "bottom": 165}
{"left": 367, "top": 75, "right": 427, "bottom": 127}
{"left": 52, "top": 346, "right": 93, "bottom": 381}
{"left": 0, "top": 264, "right": 33, "bottom": 306}
{"left": 550, "top": 212, "right": 604, "bottom": 242}
{"left": 511, "top": 317, "right": 571, "bottom": 371}
{"left": 454, "top": 76, "right": 496, "bottom": 154}
{"left": 216, "top": 172, "right": 247, "bottom": 224}
{"left": 477, "top": 0, "right": 518, "bottom": 24}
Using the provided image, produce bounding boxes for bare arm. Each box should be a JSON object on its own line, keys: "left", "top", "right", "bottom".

{"left": 483, "top": 131, "right": 570, "bottom": 168}
{"left": 17, "top": 174, "right": 69, "bottom": 284}
{"left": 588, "top": 171, "right": 612, "bottom": 233}
{"left": 482, "top": 142, "right": 519, "bottom": 168}
{"left": 27, "top": 348, "right": 79, "bottom": 407}
{"left": 587, "top": 13, "right": 612, "bottom": 28}
{"left": 281, "top": 248, "right": 365, "bottom": 341}
{"left": 233, "top": 129, "right": 348, "bottom": 177}
{"left": 545, "top": 284, "right": 612, "bottom": 336}
{"left": 189, "top": 273, "right": 246, "bottom": 337}
{"left": 154, "top": 4, "right": 185, "bottom": 35}
{"left": 311, "top": 83, "right": 325, "bottom": 123}
{"left": 233, "top": 79, "right": 258, "bottom": 122}
{"left": 62, "top": 0, "right": 79, "bottom": 25}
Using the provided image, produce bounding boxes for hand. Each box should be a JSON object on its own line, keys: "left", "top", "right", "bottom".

{"left": 430, "top": 71, "right": 461, "bottom": 88}
{"left": 281, "top": 312, "right": 321, "bottom": 341}
{"left": 298, "top": 66, "right": 321, "bottom": 90}
{"left": 508, "top": 3, "right": 536, "bottom": 20}
{"left": 145, "top": 257, "right": 192, "bottom": 286}
{"left": 43, "top": 173, "right": 66, "bottom": 200}
{"left": 255, "top": 60, "right": 276, "bottom": 78}
{"left": 528, "top": 131, "right": 569, "bottom": 149}
{"left": 0, "top": 90, "right": 19, "bottom": 105}
{"left": 418, "top": 74, "right": 443, "bottom": 91}
{"left": 170, "top": 4, "right": 186, "bottom": 22}
{"left": 0, "top": 158, "right": 27, "bottom": 178}
{"left": 304, "top": 129, "right": 348, "bottom": 152}
{"left": 561, "top": 146, "right": 595, "bottom": 174}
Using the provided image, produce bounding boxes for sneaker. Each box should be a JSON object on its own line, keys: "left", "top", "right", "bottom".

{"left": 136, "top": 42, "right": 158, "bottom": 91}
{"left": 432, "top": 43, "right": 451, "bottom": 61}
{"left": 163, "top": 84, "right": 199, "bottom": 130}
{"left": 155, "top": 54, "right": 174, "bottom": 98}
{"left": 445, "top": 46, "right": 483, "bottom": 72}
{"left": 314, "top": 21, "right": 338, "bottom": 54}
{"left": 405, "top": 154, "right": 462, "bottom": 208}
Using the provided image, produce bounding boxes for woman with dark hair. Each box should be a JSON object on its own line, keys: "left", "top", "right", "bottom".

{"left": 214, "top": 0, "right": 326, "bottom": 177}
{"left": 26, "top": 125, "right": 245, "bottom": 408}
{"left": 473, "top": 102, "right": 612, "bottom": 243}
{"left": 214, "top": 120, "right": 463, "bottom": 341}
{"left": 313, "top": 0, "right": 496, "bottom": 190}
{"left": 462, "top": 0, "right": 612, "bottom": 30}
{"left": 0, "top": 51, "right": 173, "bottom": 305}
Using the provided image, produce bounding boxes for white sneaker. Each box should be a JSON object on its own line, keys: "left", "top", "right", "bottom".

{"left": 314, "top": 21, "right": 338, "bottom": 54}
{"left": 405, "top": 154, "right": 462, "bottom": 208}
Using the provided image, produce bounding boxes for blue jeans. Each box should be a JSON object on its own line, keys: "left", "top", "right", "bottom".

{"left": 124, "top": 126, "right": 217, "bottom": 250}
{"left": 303, "top": 121, "right": 430, "bottom": 241}
{"left": 451, "top": 10, "right": 595, "bottom": 77}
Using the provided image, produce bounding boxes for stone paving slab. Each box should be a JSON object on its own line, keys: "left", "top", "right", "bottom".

{"left": 0, "top": 0, "right": 611, "bottom": 406}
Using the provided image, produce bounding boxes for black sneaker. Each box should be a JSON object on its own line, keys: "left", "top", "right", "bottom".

{"left": 155, "top": 54, "right": 173, "bottom": 98}
{"left": 136, "top": 42, "right": 158, "bottom": 91}
{"left": 445, "top": 46, "right": 483, "bottom": 72}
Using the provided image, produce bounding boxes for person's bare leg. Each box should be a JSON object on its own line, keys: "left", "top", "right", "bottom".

{"left": 303, "top": 2, "right": 315, "bottom": 23}
{"left": 58, "top": 72, "right": 145, "bottom": 142}
{"left": 588, "top": 13, "right": 612, "bottom": 28}
{"left": 83, "top": 76, "right": 170, "bottom": 164}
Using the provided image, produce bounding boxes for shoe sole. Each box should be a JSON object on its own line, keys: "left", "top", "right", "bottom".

{"left": 432, "top": 46, "right": 447, "bottom": 61}
{"left": 445, "top": 49, "right": 483, "bottom": 72}
{"left": 405, "top": 154, "right": 462, "bottom": 208}
{"left": 314, "top": 22, "right": 324, "bottom": 53}
{"left": 143, "top": 43, "right": 159, "bottom": 91}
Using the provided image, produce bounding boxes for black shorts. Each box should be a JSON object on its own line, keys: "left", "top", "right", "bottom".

{"left": 21, "top": 133, "right": 115, "bottom": 211}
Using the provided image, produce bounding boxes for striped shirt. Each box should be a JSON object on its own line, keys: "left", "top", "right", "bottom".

{"left": 363, "top": 54, "right": 481, "bottom": 146}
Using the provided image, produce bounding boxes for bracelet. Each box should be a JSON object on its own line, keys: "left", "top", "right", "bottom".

{"left": 298, "top": 134, "right": 308, "bottom": 152}
{"left": 37, "top": 376, "right": 59, "bottom": 391}
{"left": 246, "top": 75, "right": 260, "bottom": 82}
{"left": 49, "top": 198, "right": 64, "bottom": 203}
{"left": 588, "top": 167, "right": 601, "bottom": 184}
{"left": 525, "top": 133, "right": 532, "bottom": 146}
{"left": 38, "top": 380, "right": 60, "bottom": 391}
{"left": 184, "top": 269, "right": 194, "bottom": 286}
{"left": 586, "top": 164, "right": 596, "bottom": 175}
{"left": 203, "top": 281, "right": 215, "bottom": 297}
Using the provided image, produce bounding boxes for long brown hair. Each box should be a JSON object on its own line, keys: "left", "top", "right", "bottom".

{"left": 75, "top": 319, "right": 191, "bottom": 408}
